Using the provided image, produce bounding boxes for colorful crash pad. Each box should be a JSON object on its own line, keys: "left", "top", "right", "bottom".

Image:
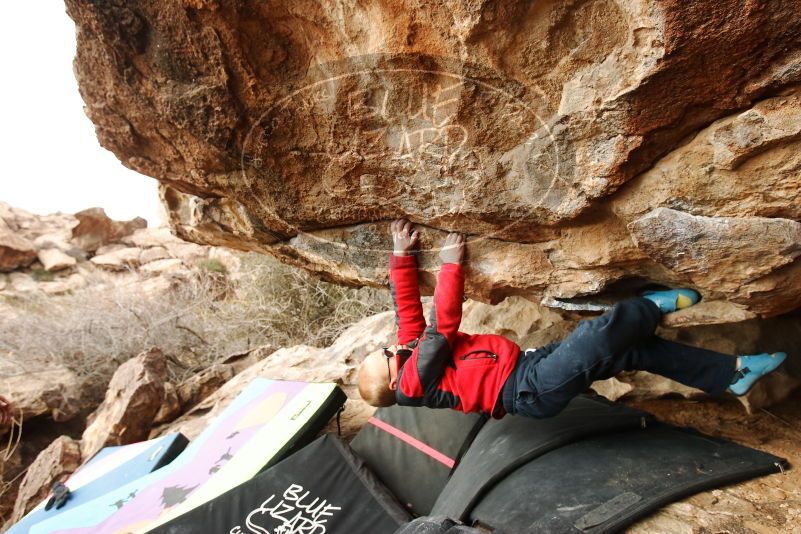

{"left": 151, "top": 434, "right": 411, "bottom": 534}
{"left": 350, "top": 405, "right": 486, "bottom": 516}
{"left": 7, "top": 433, "right": 187, "bottom": 534}
{"left": 31, "top": 379, "right": 346, "bottom": 534}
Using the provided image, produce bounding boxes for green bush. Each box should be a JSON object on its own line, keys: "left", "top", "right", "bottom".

{"left": 30, "top": 268, "right": 54, "bottom": 282}
{"left": 195, "top": 258, "right": 227, "bottom": 274}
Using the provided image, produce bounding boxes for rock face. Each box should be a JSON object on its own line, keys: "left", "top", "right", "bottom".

{"left": 66, "top": 0, "right": 801, "bottom": 323}
{"left": 80, "top": 348, "right": 167, "bottom": 458}
{"left": 8, "top": 436, "right": 81, "bottom": 525}
{"left": 0, "top": 367, "right": 84, "bottom": 422}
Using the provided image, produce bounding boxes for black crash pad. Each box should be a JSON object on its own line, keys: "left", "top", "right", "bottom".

{"left": 151, "top": 434, "right": 411, "bottom": 534}
{"left": 432, "top": 394, "right": 652, "bottom": 521}
{"left": 394, "top": 515, "right": 486, "bottom": 534}
{"left": 469, "top": 423, "right": 788, "bottom": 534}
{"left": 351, "top": 405, "right": 486, "bottom": 515}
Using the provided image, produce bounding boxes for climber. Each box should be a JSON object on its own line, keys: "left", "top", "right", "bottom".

{"left": 357, "top": 219, "right": 787, "bottom": 418}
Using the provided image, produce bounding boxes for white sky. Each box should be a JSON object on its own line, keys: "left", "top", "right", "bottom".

{"left": 0, "top": 4, "right": 164, "bottom": 225}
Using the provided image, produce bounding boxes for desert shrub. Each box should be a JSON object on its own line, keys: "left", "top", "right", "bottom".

{"left": 0, "top": 252, "right": 390, "bottom": 388}
{"left": 195, "top": 258, "right": 227, "bottom": 274}
{"left": 29, "top": 268, "right": 54, "bottom": 282}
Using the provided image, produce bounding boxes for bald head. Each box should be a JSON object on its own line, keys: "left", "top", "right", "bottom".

{"left": 358, "top": 352, "right": 397, "bottom": 407}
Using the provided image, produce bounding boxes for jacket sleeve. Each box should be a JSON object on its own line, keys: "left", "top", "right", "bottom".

{"left": 430, "top": 263, "right": 464, "bottom": 346}
{"left": 412, "top": 263, "right": 464, "bottom": 395}
{"left": 389, "top": 254, "right": 427, "bottom": 345}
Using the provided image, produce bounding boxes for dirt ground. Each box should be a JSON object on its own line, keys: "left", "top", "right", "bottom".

{"left": 624, "top": 391, "right": 801, "bottom": 533}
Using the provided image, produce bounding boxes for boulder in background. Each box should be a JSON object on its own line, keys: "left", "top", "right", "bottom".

{"left": 80, "top": 347, "right": 167, "bottom": 458}
{"left": 70, "top": 208, "right": 146, "bottom": 253}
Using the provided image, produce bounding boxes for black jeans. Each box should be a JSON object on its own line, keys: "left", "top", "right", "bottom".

{"left": 502, "top": 298, "right": 737, "bottom": 419}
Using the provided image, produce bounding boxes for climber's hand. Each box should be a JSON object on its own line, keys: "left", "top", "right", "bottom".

{"left": 391, "top": 219, "right": 419, "bottom": 257}
{"left": 439, "top": 233, "right": 465, "bottom": 265}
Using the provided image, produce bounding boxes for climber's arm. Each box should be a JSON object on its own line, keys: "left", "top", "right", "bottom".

{"left": 389, "top": 219, "right": 426, "bottom": 345}
{"left": 430, "top": 233, "right": 465, "bottom": 346}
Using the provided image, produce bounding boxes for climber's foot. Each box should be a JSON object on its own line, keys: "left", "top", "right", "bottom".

{"left": 728, "top": 352, "right": 787, "bottom": 396}
{"left": 642, "top": 288, "right": 701, "bottom": 314}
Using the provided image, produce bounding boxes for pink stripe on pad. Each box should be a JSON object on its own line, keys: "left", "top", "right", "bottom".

{"left": 368, "top": 417, "right": 455, "bottom": 469}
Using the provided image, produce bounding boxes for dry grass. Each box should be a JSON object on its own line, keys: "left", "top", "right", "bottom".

{"left": 0, "top": 252, "right": 390, "bottom": 389}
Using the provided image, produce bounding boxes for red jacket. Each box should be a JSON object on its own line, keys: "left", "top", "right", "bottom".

{"left": 389, "top": 254, "right": 520, "bottom": 418}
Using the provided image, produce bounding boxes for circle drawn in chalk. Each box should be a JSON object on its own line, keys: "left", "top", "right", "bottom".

{"left": 241, "top": 54, "right": 561, "bottom": 255}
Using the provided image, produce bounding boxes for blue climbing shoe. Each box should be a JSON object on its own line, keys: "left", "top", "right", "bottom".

{"left": 641, "top": 288, "right": 701, "bottom": 313}
{"left": 728, "top": 352, "right": 787, "bottom": 396}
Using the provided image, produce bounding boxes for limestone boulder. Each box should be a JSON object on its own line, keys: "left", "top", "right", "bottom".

{"left": 121, "top": 227, "right": 183, "bottom": 249}
{"left": 94, "top": 243, "right": 128, "bottom": 256}
{"left": 39, "top": 273, "right": 88, "bottom": 295}
{"left": 66, "top": 0, "right": 801, "bottom": 324}
{"left": 163, "top": 242, "right": 207, "bottom": 263}
{"left": 139, "top": 245, "right": 170, "bottom": 264}
{"left": 81, "top": 348, "right": 167, "bottom": 458}
{"left": 461, "top": 297, "right": 576, "bottom": 350}
{"left": 139, "top": 258, "right": 183, "bottom": 275}
{"left": 735, "top": 371, "right": 801, "bottom": 414}
{"left": 628, "top": 208, "right": 801, "bottom": 315}
{"left": 0, "top": 367, "right": 84, "bottom": 422}
{"left": 215, "top": 346, "right": 271, "bottom": 375}
{"left": 8, "top": 436, "right": 81, "bottom": 525}
{"left": 90, "top": 246, "right": 142, "bottom": 270}
{"left": 0, "top": 231, "right": 36, "bottom": 272}
{"left": 175, "top": 364, "right": 235, "bottom": 410}
{"left": 7, "top": 272, "right": 37, "bottom": 293}
{"left": 71, "top": 207, "right": 146, "bottom": 253}
{"left": 153, "top": 382, "right": 182, "bottom": 426}
{"left": 37, "top": 248, "right": 77, "bottom": 272}
{"left": 32, "top": 231, "right": 76, "bottom": 254}
{"left": 590, "top": 378, "right": 635, "bottom": 402}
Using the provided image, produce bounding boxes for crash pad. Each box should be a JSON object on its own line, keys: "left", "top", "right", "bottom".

{"left": 7, "top": 433, "right": 187, "bottom": 534}
{"left": 393, "top": 516, "right": 486, "bottom": 534}
{"left": 469, "top": 423, "right": 788, "bottom": 533}
{"left": 31, "top": 379, "right": 346, "bottom": 534}
{"left": 151, "top": 434, "right": 411, "bottom": 534}
{"left": 432, "top": 395, "right": 651, "bottom": 521}
{"left": 350, "top": 405, "right": 486, "bottom": 515}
